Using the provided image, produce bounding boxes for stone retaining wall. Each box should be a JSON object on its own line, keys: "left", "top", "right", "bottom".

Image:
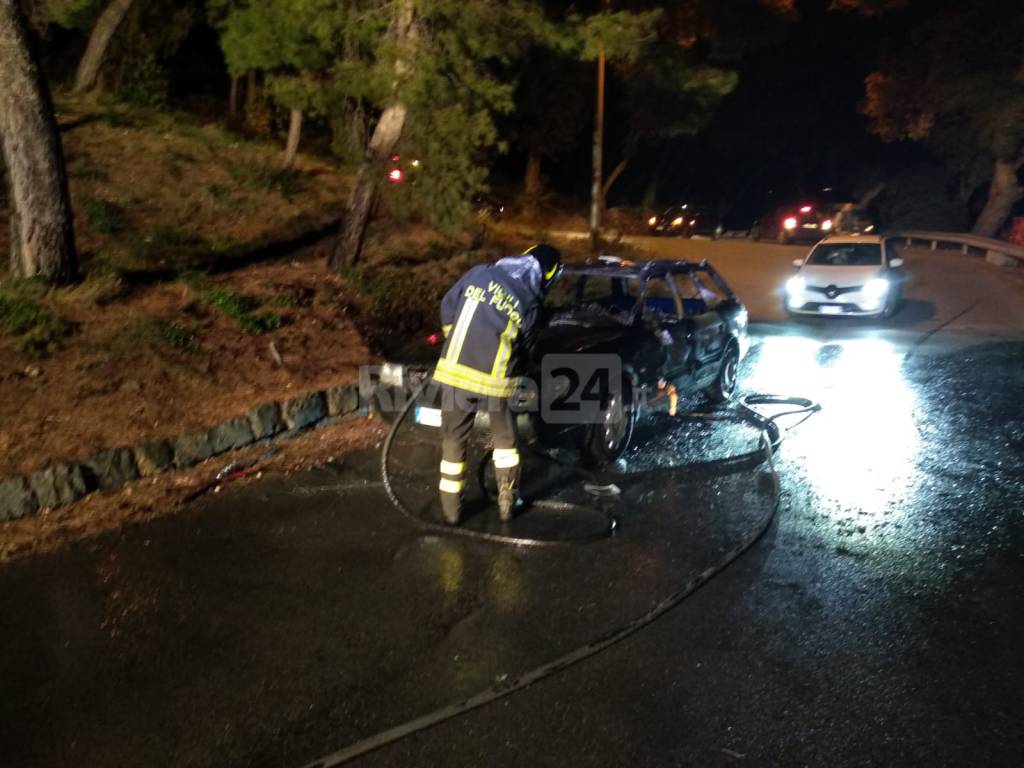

{"left": 0, "top": 382, "right": 364, "bottom": 523}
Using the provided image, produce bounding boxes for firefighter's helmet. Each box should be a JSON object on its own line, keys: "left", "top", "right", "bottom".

{"left": 525, "top": 243, "right": 562, "bottom": 289}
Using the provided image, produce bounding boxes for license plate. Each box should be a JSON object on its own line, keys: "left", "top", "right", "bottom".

{"left": 819, "top": 305, "right": 843, "bottom": 315}
{"left": 414, "top": 406, "right": 443, "bottom": 427}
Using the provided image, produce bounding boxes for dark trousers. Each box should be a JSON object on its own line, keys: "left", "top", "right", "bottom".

{"left": 438, "top": 387, "right": 520, "bottom": 514}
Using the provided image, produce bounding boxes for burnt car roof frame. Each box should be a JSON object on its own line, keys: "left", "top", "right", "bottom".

{"left": 562, "top": 260, "right": 738, "bottom": 301}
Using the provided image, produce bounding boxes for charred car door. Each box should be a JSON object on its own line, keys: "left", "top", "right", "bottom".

{"left": 672, "top": 269, "right": 728, "bottom": 387}
{"left": 638, "top": 274, "right": 693, "bottom": 383}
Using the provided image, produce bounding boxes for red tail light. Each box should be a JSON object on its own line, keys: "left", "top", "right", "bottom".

{"left": 388, "top": 168, "right": 404, "bottom": 183}
{"left": 426, "top": 332, "right": 442, "bottom": 346}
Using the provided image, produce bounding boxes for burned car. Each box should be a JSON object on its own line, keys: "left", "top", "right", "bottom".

{"left": 526, "top": 259, "right": 750, "bottom": 461}
{"left": 379, "top": 259, "right": 749, "bottom": 464}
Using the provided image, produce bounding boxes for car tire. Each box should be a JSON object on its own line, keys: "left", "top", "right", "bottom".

{"left": 881, "top": 289, "right": 903, "bottom": 319}
{"left": 706, "top": 343, "right": 740, "bottom": 404}
{"left": 584, "top": 376, "right": 636, "bottom": 465}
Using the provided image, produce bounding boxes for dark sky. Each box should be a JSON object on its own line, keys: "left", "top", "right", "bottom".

{"left": 521, "top": 0, "right": 919, "bottom": 224}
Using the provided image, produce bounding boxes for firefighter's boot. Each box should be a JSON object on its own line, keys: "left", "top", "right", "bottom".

{"left": 493, "top": 448, "right": 521, "bottom": 522}
{"left": 439, "top": 460, "right": 465, "bottom": 525}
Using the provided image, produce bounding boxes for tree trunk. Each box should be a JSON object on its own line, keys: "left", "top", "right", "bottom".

{"left": 282, "top": 109, "right": 302, "bottom": 168}
{"left": 330, "top": 104, "right": 408, "bottom": 271}
{"left": 72, "top": 0, "right": 133, "bottom": 94}
{"left": 973, "top": 159, "right": 1022, "bottom": 238}
{"left": 245, "top": 69, "right": 258, "bottom": 112}
{"left": 857, "top": 181, "right": 885, "bottom": 209}
{"left": 602, "top": 156, "right": 630, "bottom": 209}
{"left": 523, "top": 150, "right": 542, "bottom": 212}
{"left": 589, "top": 44, "right": 606, "bottom": 248}
{"left": 351, "top": 101, "right": 367, "bottom": 153}
{"left": 0, "top": 0, "right": 77, "bottom": 282}
{"left": 228, "top": 75, "right": 240, "bottom": 119}
{"left": 330, "top": 0, "right": 416, "bottom": 271}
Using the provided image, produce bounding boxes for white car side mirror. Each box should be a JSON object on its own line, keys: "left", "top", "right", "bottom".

{"left": 890, "top": 257, "right": 904, "bottom": 268}
{"left": 792, "top": 259, "right": 803, "bottom": 268}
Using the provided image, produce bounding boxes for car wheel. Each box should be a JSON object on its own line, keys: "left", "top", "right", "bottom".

{"left": 584, "top": 377, "right": 636, "bottom": 465}
{"left": 881, "top": 289, "right": 902, "bottom": 319}
{"left": 706, "top": 343, "right": 740, "bottom": 404}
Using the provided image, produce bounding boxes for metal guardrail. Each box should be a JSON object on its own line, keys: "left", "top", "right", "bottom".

{"left": 896, "top": 230, "right": 1024, "bottom": 267}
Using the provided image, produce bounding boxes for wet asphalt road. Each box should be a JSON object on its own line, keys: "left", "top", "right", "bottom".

{"left": 2, "top": 243, "right": 1023, "bottom": 767}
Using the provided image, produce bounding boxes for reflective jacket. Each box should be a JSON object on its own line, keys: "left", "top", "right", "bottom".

{"left": 432, "top": 256, "right": 544, "bottom": 398}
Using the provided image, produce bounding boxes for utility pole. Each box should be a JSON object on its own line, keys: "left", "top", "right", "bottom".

{"left": 589, "top": 41, "right": 606, "bottom": 249}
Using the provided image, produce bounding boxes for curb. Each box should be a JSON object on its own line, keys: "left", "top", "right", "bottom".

{"left": 0, "top": 382, "right": 365, "bottom": 524}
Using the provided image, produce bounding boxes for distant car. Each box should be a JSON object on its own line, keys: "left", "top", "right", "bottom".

{"left": 646, "top": 205, "right": 719, "bottom": 238}
{"left": 785, "top": 235, "right": 905, "bottom": 319}
{"left": 751, "top": 204, "right": 835, "bottom": 244}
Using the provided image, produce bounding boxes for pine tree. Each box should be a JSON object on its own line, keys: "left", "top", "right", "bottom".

{"left": 0, "top": 0, "right": 77, "bottom": 282}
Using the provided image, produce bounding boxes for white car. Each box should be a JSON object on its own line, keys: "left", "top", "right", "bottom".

{"left": 785, "top": 235, "right": 905, "bottom": 318}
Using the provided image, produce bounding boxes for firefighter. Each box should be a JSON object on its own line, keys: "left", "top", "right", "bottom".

{"left": 432, "top": 244, "right": 562, "bottom": 525}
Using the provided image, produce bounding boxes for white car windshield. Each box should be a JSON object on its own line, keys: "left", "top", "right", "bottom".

{"left": 807, "top": 243, "right": 882, "bottom": 266}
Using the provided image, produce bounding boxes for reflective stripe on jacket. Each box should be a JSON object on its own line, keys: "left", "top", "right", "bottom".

{"left": 432, "top": 257, "right": 543, "bottom": 397}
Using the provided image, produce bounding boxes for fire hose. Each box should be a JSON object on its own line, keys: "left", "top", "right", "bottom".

{"left": 298, "top": 382, "right": 819, "bottom": 767}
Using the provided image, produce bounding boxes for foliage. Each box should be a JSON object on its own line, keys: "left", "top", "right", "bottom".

{"left": 569, "top": 9, "right": 662, "bottom": 63}
{"left": 873, "top": 163, "right": 969, "bottom": 231}
{"left": 227, "top": 162, "right": 307, "bottom": 198}
{"left": 205, "top": 285, "right": 260, "bottom": 315}
{"left": 343, "top": 263, "right": 445, "bottom": 330}
{"left": 204, "top": 286, "right": 283, "bottom": 333}
{"left": 217, "top": 0, "right": 556, "bottom": 229}
{"left": 83, "top": 197, "right": 126, "bottom": 235}
{"left": 510, "top": 50, "right": 590, "bottom": 164}
{"left": 158, "top": 320, "right": 202, "bottom": 353}
{"left": 857, "top": 0, "right": 1024, "bottom": 231}
{"left": 0, "top": 294, "right": 75, "bottom": 356}
{"left": 862, "top": 2, "right": 1024, "bottom": 162}
{"left": 131, "top": 225, "right": 211, "bottom": 268}
{"left": 118, "top": 49, "right": 171, "bottom": 107}
{"left": 384, "top": 0, "right": 556, "bottom": 228}
{"left": 47, "top": 0, "right": 104, "bottom": 31}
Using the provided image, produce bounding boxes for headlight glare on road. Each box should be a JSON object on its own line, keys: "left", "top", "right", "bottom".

{"left": 786, "top": 275, "right": 805, "bottom": 296}
{"left": 864, "top": 277, "right": 890, "bottom": 299}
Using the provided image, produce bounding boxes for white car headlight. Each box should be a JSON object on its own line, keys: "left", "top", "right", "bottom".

{"left": 786, "top": 275, "right": 806, "bottom": 295}
{"left": 863, "top": 277, "right": 890, "bottom": 299}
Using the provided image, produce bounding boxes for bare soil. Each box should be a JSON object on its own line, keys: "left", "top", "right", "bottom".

{"left": 0, "top": 249, "right": 374, "bottom": 477}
